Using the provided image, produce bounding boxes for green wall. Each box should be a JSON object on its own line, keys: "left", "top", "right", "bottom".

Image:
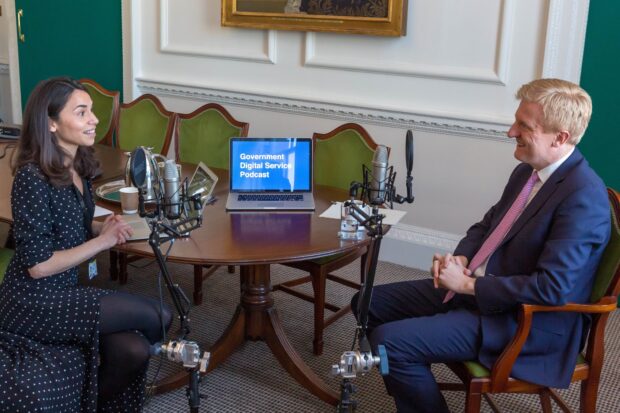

{"left": 580, "top": 1, "right": 620, "bottom": 191}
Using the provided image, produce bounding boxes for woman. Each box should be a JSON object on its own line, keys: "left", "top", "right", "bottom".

{"left": 0, "top": 77, "right": 171, "bottom": 412}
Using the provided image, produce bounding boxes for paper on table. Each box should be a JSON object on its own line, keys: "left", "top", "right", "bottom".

{"left": 121, "top": 214, "right": 152, "bottom": 241}
{"left": 94, "top": 205, "right": 114, "bottom": 218}
{"left": 319, "top": 202, "right": 406, "bottom": 226}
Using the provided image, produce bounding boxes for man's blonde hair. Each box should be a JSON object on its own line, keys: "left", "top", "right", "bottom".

{"left": 517, "top": 78, "right": 592, "bottom": 144}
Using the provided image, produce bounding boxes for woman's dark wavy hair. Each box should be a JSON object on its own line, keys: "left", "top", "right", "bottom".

{"left": 12, "top": 77, "right": 99, "bottom": 186}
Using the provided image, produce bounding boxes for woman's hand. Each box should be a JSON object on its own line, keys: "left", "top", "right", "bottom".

{"left": 98, "top": 215, "right": 133, "bottom": 248}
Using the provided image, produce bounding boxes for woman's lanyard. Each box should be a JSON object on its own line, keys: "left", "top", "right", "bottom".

{"left": 72, "top": 180, "right": 94, "bottom": 239}
{"left": 72, "top": 178, "right": 98, "bottom": 279}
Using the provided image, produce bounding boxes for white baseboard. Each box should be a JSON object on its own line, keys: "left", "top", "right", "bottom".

{"left": 379, "top": 224, "right": 462, "bottom": 270}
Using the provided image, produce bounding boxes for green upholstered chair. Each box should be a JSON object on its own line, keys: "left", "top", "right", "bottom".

{"left": 175, "top": 103, "right": 249, "bottom": 305}
{"left": 80, "top": 79, "right": 119, "bottom": 146}
{"left": 115, "top": 94, "right": 176, "bottom": 285}
{"left": 116, "top": 94, "right": 176, "bottom": 156}
{"left": 274, "top": 123, "right": 388, "bottom": 355}
{"left": 175, "top": 103, "right": 249, "bottom": 170}
{"left": 438, "top": 188, "right": 620, "bottom": 413}
{"left": 0, "top": 248, "right": 14, "bottom": 284}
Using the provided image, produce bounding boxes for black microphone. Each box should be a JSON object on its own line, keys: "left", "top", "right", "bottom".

{"left": 129, "top": 147, "right": 147, "bottom": 189}
{"left": 370, "top": 145, "right": 389, "bottom": 205}
{"left": 395, "top": 130, "right": 415, "bottom": 204}
{"left": 163, "top": 160, "right": 180, "bottom": 219}
{"left": 129, "top": 147, "right": 150, "bottom": 217}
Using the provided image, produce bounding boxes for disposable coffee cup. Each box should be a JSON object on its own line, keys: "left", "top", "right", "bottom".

{"left": 120, "top": 186, "right": 139, "bottom": 215}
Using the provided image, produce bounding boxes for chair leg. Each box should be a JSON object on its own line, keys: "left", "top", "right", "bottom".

{"left": 538, "top": 389, "right": 553, "bottom": 413}
{"left": 311, "top": 270, "right": 327, "bottom": 356}
{"left": 119, "top": 252, "right": 128, "bottom": 284}
{"left": 580, "top": 379, "right": 599, "bottom": 413}
{"left": 465, "top": 391, "right": 482, "bottom": 413}
{"left": 109, "top": 250, "right": 118, "bottom": 281}
{"left": 193, "top": 265, "right": 203, "bottom": 305}
{"left": 481, "top": 394, "right": 501, "bottom": 413}
{"left": 548, "top": 388, "right": 572, "bottom": 413}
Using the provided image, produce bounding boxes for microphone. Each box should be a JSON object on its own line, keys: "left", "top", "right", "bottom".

{"left": 370, "top": 145, "right": 389, "bottom": 205}
{"left": 129, "top": 147, "right": 151, "bottom": 218}
{"left": 395, "top": 130, "right": 415, "bottom": 204}
{"left": 163, "top": 159, "right": 180, "bottom": 219}
{"left": 129, "top": 147, "right": 147, "bottom": 190}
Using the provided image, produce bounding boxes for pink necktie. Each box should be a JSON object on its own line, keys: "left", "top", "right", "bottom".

{"left": 443, "top": 171, "right": 539, "bottom": 303}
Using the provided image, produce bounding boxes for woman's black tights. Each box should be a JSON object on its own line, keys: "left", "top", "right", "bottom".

{"left": 97, "top": 291, "right": 172, "bottom": 400}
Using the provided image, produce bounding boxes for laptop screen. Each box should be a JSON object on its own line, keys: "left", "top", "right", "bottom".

{"left": 229, "top": 138, "right": 312, "bottom": 193}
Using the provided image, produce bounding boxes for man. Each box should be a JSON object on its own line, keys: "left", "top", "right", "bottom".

{"left": 353, "top": 79, "right": 611, "bottom": 412}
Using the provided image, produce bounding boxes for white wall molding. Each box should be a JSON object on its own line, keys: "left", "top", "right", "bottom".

{"left": 304, "top": 0, "right": 515, "bottom": 85}
{"left": 386, "top": 223, "right": 461, "bottom": 252}
{"left": 159, "top": 0, "right": 277, "bottom": 64}
{"left": 542, "top": 0, "right": 590, "bottom": 82}
{"left": 136, "top": 78, "right": 510, "bottom": 142}
{"left": 380, "top": 224, "right": 461, "bottom": 269}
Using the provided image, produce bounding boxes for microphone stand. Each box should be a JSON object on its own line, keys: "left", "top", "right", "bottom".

{"left": 333, "top": 129, "right": 415, "bottom": 411}
{"left": 332, "top": 197, "right": 389, "bottom": 413}
{"left": 139, "top": 185, "right": 210, "bottom": 413}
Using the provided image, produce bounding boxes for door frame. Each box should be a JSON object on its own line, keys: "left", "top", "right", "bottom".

{"left": 6, "top": 0, "right": 22, "bottom": 124}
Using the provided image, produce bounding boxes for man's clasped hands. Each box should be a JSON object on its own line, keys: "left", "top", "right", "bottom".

{"left": 430, "top": 254, "right": 476, "bottom": 297}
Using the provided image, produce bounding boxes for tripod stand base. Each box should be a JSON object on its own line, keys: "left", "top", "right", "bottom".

{"left": 149, "top": 264, "right": 339, "bottom": 405}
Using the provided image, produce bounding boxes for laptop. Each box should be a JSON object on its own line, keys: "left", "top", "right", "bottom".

{"left": 0, "top": 123, "right": 21, "bottom": 140}
{"left": 225, "top": 137, "right": 315, "bottom": 211}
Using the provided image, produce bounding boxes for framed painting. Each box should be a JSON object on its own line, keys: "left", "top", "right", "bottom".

{"left": 221, "top": 0, "right": 408, "bottom": 36}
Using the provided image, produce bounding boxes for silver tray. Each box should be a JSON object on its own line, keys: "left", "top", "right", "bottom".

{"left": 95, "top": 179, "right": 126, "bottom": 203}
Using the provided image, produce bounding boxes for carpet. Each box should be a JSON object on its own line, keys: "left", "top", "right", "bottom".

{"left": 85, "top": 254, "right": 620, "bottom": 413}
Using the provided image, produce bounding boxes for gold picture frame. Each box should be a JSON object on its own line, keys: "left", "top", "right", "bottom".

{"left": 221, "top": 0, "right": 408, "bottom": 37}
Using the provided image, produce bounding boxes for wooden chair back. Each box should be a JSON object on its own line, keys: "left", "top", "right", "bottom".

{"left": 174, "top": 103, "right": 249, "bottom": 169}
{"left": 313, "top": 123, "right": 382, "bottom": 192}
{"left": 117, "top": 94, "right": 176, "bottom": 156}
{"left": 80, "top": 79, "right": 119, "bottom": 146}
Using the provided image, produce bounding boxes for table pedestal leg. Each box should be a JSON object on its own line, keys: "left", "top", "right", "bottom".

{"left": 244, "top": 264, "right": 338, "bottom": 405}
{"left": 151, "top": 264, "right": 338, "bottom": 405}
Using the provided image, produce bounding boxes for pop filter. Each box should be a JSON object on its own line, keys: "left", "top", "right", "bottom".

{"left": 129, "top": 147, "right": 148, "bottom": 190}
{"left": 405, "top": 130, "right": 413, "bottom": 174}
{"left": 394, "top": 130, "right": 415, "bottom": 204}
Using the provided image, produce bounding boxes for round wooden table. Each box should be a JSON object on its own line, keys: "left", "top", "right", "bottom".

{"left": 92, "top": 144, "right": 368, "bottom": 405}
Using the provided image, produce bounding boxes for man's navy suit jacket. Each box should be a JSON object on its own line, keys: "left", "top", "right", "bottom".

{"left": 453, "top": 148, "right": 610, "bottom": 388}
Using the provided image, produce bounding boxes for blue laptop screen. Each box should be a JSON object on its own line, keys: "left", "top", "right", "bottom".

{"left": 229, "top": 138, "right": 312, "bottom": 192}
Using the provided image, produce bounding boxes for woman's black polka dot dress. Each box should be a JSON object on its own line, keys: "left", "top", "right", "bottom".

{"left": 0, "top": 164, "right": 146, "bottom": 412}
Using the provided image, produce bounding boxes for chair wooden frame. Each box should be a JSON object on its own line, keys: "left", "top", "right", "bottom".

{"left": 116, "top": 93, "right": 176, "bottom": 156}
{"left": 79, "top": 78, "right": 119, "bottom": 147}
{"left": 439, "top": 188, "right": 620, "bottom": 413}
{"left": 174, "top": 103, "right": 249, "bottom": 305}
{"left": 275, "top": 123, "right": 386, "bottom": 355}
